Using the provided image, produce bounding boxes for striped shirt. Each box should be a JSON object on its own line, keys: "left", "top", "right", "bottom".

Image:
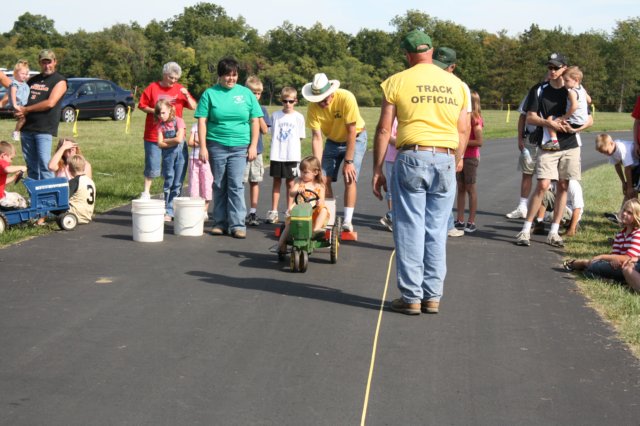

{"left": 611, "top": 228, "right": 640, "bottom": 257}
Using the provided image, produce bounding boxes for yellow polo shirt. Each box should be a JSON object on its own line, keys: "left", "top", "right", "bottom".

{"left": 380, "top": 63, "right": 468, "bottom": 150}
{"left": 307, "top": 89, "right": 365, "bottom": 142}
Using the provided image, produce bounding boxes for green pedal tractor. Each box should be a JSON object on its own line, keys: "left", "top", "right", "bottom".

{"left": 279, "top": 189, "right": 342, "bottom": 272}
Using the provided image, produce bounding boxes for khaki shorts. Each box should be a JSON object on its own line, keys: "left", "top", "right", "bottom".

{"left": 517, "top": 142, "right": 539, "bottom": 175}
{"left": 243, "top": 153, "right": 264, "bottom": 183}
{"left": 456, "top": 157, "right": 479, "bottom": 185}
{"left": 535, "top": 147, "right": 581, "bottom": 181}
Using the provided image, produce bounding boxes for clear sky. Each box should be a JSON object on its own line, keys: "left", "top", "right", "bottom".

{"left": 2, "top": 0, "right": 636, "bottom": 36}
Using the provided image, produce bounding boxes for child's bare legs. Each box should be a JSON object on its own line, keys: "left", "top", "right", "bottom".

{"left": 466, "top": 183, "right": 477, "bottom": 224}
{"left": 570, "top": 259, "right": 590, "bottom": 271}
{"left": 12, "top": 117, "right": 25, "bottom": 141}
{"left": 285, "top": 178, "right": 295, "bottom": 213}
{"left": 249, "top": 181, "right": 259, "bottom": 210}
{"left": 271, "top": 177, "right": 282, "bottom": 212}
{"left": 313, "top": 209, "right": 329, "bottom": 232}
{"left": 546, "top": 116, "right": 558, "bottom": 141}
{"left": 15, "top": 116, "right": 25, "bottom": 132}
{"left": 456, "top": 181, "right": 466, "bottom": 223}
{"left": 622, "top": 261, "right": 640, "bottom": 292}
{"left": 277, "top": 221, "right": 290, "bottom": 252}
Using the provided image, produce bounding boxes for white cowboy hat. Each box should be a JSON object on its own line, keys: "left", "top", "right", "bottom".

{"left": 301, "top": 73, "right": 340, "bottom": 103}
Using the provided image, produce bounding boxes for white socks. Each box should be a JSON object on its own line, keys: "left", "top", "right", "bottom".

{"left": 344, "top": 207, "right": 354, "bottom": 224}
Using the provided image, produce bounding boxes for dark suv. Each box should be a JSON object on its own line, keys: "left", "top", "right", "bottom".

{"left": 60, "top": 78, "right": 135, "bottom": 122}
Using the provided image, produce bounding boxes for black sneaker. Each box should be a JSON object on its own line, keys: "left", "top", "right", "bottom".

{"left": 246, "top": 212, "right": 260, "bottom": 226}
{"left": 604, "top": 212, "right": 620, "bottom": 224}
{"left": 454, "top": 220, "right": 465, "bottom": 230}
{"left": 532, "top": 220, "right": 546, "bottom": 235}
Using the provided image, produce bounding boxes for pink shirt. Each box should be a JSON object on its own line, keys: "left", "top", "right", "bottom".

{"left": 464, "top": 115, "right": 484, "bottom": 159}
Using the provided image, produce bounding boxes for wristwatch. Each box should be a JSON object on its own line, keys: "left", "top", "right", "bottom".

{"left": 344, "top": 159, "right": 354, "bottom": 164}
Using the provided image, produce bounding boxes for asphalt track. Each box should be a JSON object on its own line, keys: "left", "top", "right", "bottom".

{"left": 1, "top": 131, "right": 639, "bottom": 425}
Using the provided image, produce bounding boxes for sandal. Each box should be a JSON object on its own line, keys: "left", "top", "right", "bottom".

{"left": 563, "top": 259, "right": 576, "bottom": 271}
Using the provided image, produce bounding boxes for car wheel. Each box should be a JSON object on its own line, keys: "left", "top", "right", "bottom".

{"left": 113, "top": 104, "right": 127, "bottom": 121}
{"left": 62, "top": 106, "right": 76, "bottom": 123}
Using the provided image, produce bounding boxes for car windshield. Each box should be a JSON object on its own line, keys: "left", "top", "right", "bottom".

{"left": 66, "top": 80, "right": 85, "bottom": 95}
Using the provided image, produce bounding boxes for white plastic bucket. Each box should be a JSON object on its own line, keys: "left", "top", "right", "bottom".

{"left": 131, "top": 199, "right": 165, "bottom": 242}
{"left": 173, "top": 197, "right": 205, "bottom": 236}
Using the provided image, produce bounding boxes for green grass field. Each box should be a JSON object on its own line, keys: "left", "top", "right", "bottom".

{"left": 0, "top": 108, "right": 637, "bottom": 356}
{"left": 565, "top": 165, "right": 640, "bottom": 358}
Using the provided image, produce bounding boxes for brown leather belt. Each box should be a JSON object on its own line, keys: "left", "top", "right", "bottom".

{"left": 399, "top": 145, "right": 454, "bottom": 155}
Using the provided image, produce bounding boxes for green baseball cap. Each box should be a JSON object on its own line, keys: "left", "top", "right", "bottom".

{"left": 400, "top": 30, "right": 432, "bottom": 53}
{"left": 433, "top": 47, "right": 457, "bottom": 69}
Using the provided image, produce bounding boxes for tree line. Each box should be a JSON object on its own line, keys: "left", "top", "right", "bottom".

{"left": 1, "top": 4, "right": 639, "bottom": 111}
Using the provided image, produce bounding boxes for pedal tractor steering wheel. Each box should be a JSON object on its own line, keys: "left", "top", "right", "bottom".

{"left": 294, "top": 188, "right": 320, "bottom": 206}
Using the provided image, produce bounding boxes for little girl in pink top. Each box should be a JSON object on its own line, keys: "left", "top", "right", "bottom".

{"left": 187, "top": 123, "right": 213, "bottom": 217}
{"left": 455, "top": 91, "right": 484, "bottom": 233}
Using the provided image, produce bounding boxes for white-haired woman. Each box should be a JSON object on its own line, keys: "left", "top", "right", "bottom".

{"left": 137, "top": 62, "right": 197, "bottom": 199}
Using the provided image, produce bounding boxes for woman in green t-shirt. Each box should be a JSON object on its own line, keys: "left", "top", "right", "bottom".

{"left": 195, "top": 58, "right": 263, "bottom": 239}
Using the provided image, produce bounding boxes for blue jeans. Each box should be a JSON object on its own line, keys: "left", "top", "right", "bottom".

{"left": 322, "top": 130, "right": 368, "bottom": 182}
{"left": 144, "top": 140, "right": 162, "bottom": 178}
{"left": 21, "top": 132, "right": 54, "bottom": 180}
{"left": 392, "top": 149, "right": 456, "bottom": 303}
{"left": 584, "top": 260, "right": 625, "bottom": 282}
{"left": 162, "top": 143, "right": 188, "bottom": 217}
{"left": 208, "top": 142, "right": 248, "bottom": 233}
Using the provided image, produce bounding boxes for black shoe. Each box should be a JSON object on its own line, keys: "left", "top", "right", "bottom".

{"left": 532, "top": 220, "right": 545, "bottom": 235}
{"left": 604, "top": 212, "right": 620, "bottom": 224}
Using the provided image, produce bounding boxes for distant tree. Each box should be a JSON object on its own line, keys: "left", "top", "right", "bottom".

{"left": 609, "top": 18, "right": 640, "bottom": 111}
{"left": 4, "top": 12, "right": 62, "bottom": 49}
{"left": 167, "top": 3, "right": 252, "bottom": 45}
{"left": 390, "top": 10, "right": 437, "bottom": 36}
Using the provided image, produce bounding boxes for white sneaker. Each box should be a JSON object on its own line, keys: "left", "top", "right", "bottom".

{"left": 342, "top": 221, "right": 354, "bottom": 232}
{"left": 448, "top": 228, "right": 465, "bottom": 237}
{"left": 139, "top": 192, "right": 151, "bottom": 200}
{"left": 12, "top": 131, "right": 20, "bottom": 142}
{"left": 547, "top": 232, "right": 564, "bottom": 248}
{"left": 265, "top": 210, "right": 279, "bottom": 224}
{"left": 515, "top": 231, "right": 530, "bottom": 246}
{"left": 506, "top": 206, "right": 528, "bottom": 219}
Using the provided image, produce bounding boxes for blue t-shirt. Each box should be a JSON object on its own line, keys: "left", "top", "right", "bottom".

{"left": 194, "top": 84, "right": 263, "bottom": 147}
{"left": 8, "top": 80, "right": 30, "bottom": 108}
{"left": 257, "top": 105, "right": 272, "bottom": 154}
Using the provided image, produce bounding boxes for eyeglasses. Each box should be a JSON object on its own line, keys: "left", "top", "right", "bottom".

{"left": 547, "top": 65, "right": 562, "bottom": 71}
{"left": 282, "top": 100, "right": 296, "bottom": 104}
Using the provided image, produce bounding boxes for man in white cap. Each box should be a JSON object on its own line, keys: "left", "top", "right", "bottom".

{"left": 302, "top": 73, "right": 366, "bottom": 232}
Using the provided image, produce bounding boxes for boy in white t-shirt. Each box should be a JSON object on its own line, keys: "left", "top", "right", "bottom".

{"left": 265, "top": 87, "right": 306, "bottom": 224}
{"left": 596, "top": 133, "right": 640, "bottom": 203}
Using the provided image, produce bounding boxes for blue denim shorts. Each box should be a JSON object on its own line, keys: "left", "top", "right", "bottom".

{"left": 144, "top": 140, "right": 162, "bottom": 178}
{"left": 322, "top": 130, "right": 367, "bottom": 182}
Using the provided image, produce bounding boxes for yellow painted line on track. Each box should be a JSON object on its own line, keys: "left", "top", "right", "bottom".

{"left": 360, "top": 250, "right": 394, "bottom": 426}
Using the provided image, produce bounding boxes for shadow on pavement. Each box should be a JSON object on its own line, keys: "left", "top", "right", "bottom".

{"left": 187, "top": 270, "right": 383, "bottom": 312}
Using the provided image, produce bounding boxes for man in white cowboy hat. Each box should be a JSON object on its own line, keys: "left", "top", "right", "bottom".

{"left": 372, "top": 29, "right": 469, "bottom": 315}
{"left": 302, "top": 73, "right": 366, "bottom": 232}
